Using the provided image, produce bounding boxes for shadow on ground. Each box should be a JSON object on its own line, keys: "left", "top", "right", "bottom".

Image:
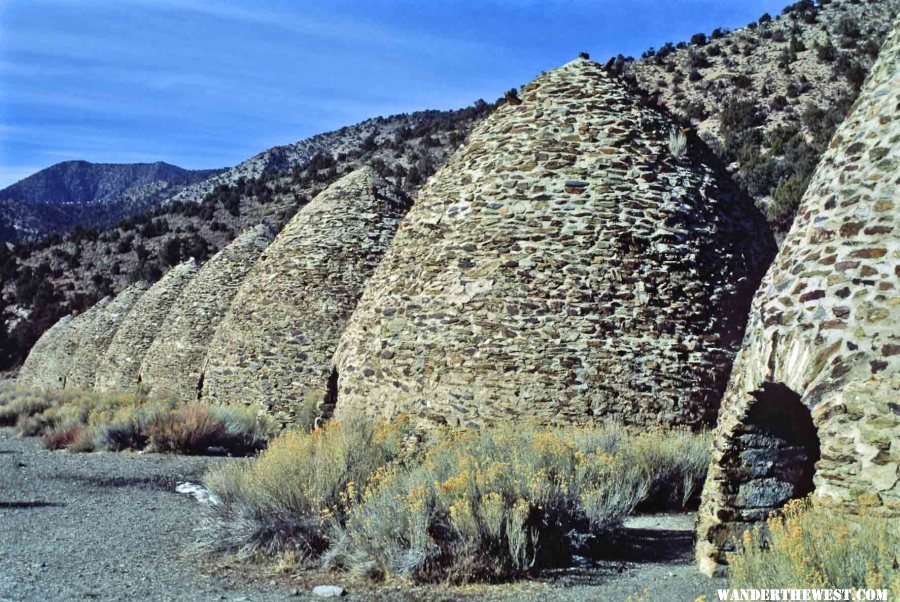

{"left": 0, "top": 501, "right": 65, "bottom": 509}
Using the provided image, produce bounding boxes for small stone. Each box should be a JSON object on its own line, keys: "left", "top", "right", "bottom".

{"left": 798, "top": 290, "right": 825, "bottom": 303}
{"left": 312, "top": 585, "right": 346, "bottom": 598}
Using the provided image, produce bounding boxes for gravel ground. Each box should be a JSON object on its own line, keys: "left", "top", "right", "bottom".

{"left": 0, "top": 428, "right": 725, "bottom": 601}
{"left": 0, "top": 428, "right": 293, "bottom": 602}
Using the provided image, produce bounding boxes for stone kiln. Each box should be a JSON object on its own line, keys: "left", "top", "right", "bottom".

{"left": 16, "top": 314, "right": 75, "bottom": 389}
{"left": 64, "top": 281, "right": 151, "bottom": 390}
{"left": 19, "top": 299, "right": 119, "bottom": 390}
{"left": 332, "top": 57, "right": 775, "bottom": 428}
{"left": 139, "top": 224, "right": 273, "bottom": 401}
{"left": 201, "top": 167, "right": 409, "bottom": 423}
{"left": 94, "top": 259, "right": 199, "bottom": 392}
{"left": 695, "top": 19, "right": 900, "bottom": 576}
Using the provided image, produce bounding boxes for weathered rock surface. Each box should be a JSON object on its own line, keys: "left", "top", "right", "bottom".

{"left": 18, "top": 300, "right": 117, "bottom": 390}
{"left": 695, "top": 18, "right": 900, "bottom": 576}
{"left": 16, "top": 314, "right": 74, "bottom": 389}
{"left": 332, "top": 57, "right": 775, "bottom": 429}
{"left": 45, "top": 298, "right": 113, "bottom": 389}
{"left": 94, "top": 260, "right": 199, "bottom": 392}
{"left": 64, "top": 281, "right": 151, "bottom": 390}
{"left": 201, "top": 167, "right": 409, "bottom": 423}
{"left": 139, "top": 225, "right": 274, "bottom": 401}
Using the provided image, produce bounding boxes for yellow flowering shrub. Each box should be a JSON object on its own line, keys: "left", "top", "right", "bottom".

{"left": 323, "top": 421, "right": 710, "bottom": 582}
{"left": 728, "top": 498, "right": 900, "bottom": 594}
{"left": 198, "top": 414, "right": 708, "bottom": 582}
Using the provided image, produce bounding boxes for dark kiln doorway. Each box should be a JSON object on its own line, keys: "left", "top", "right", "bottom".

{"left": 730, "top": 382, "right": 821, "bottom": 520}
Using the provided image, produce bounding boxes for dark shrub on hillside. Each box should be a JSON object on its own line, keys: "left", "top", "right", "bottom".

{"left": 158, "top": 234, "right": 209, "bottom": 267}
{"left": 691, "top": 33, "right": 707, "bottom": 46}
{"left": 733, "top": 74, "right": 752, "bottom": 89}
{"left": 684, "top": 101, "right": 709, "bottom": 122}
{"left": 720, "top": 98, "right": 763, "bottom": 137}
{"left": 768, "top": 173, "right": 811, "bottom": 230}
{"left": 689, "top": 51, "right": 711, "bottom": 70}
{"left": 816, "top": 40, "right": 837, "bottom": 62}
{"left": 835, "top": 16, "right": 861, "bottom": 40}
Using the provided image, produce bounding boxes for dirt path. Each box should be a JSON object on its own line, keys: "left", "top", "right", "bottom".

{"left": 0, "top": 428, "right": 725, "bottom": 601}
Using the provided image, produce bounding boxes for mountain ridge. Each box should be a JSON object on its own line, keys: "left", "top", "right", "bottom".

{"left": 0, "top": 160, "right": 223, "bottom": 242}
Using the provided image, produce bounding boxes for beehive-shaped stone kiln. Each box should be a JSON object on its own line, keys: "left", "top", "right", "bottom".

{"left": 139, "top": 224, "right": 274, "bottom": 401}
{"left": 21, "top": 299, "right": 115, "bottom": 390}
{"left": 332, "top": 57, "right": 775, "bottom": 428}
{"left": 94, "top": 259, "right": 199, "bottom": 392}
{"left": 16, "top": 314, "right": 75, "bottom": 389}
{"left": 695, "top": 19, "right": 900, "bottom": 576}
{"left": 201, "top": 167, "right": 409, "bottom": 423}
{"left": 65, "top": 281, "right": 151, "bottom": 390}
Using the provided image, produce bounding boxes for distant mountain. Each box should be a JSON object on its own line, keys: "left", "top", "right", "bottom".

{"left": 0, "top": 161, "right": 223, "bottom": 242}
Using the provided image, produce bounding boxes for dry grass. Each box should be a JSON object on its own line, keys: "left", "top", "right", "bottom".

{"left": 42, "top": 423, "right": 90, "bottom": 450}
{"left": 0, "top": 386, "right": 55, "bottom": 426}
{"left": 0, "top": 384, "right": 275, "bottom": 456}
{"left": 728, "top": 498, "right": 900, "bottom": 593}
{"left": 202, "top": 419, "right": 710, "bottom": 583}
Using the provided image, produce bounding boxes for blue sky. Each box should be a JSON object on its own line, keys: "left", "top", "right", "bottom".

{"left": 0, "top": 0, "right": 791, "bottom": 188}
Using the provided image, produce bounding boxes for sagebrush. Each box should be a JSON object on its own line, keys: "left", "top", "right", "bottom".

{"left": 729, "top": 498, "right": 900, "bottom": 593}
{"left": 202, "top": 418, "right": 710, "bottom": 583}
{"left": 0, "top": 384, "right": 275, "bottom": 455}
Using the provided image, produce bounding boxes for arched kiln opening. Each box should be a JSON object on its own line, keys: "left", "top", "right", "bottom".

{"left": 728, "top": 382, "right": 820, "bottom": 522}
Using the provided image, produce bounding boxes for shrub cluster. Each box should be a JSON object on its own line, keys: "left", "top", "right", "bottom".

{"left": 729, "top": 498, "right": 900, "bottom": 593}
{"left": 0, "top": 385, "right": 274, "bottom": 456}
{"left": 201, "top": 418, "right": 710, "bottom": 583}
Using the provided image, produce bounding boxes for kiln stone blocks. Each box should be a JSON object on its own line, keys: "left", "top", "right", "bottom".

{"left": 16, "top": 314, "right": 74, "bottom": 389}
{"left": 94, "top": 259, "right": 199, "bottom": 392}
{"left": 139, "top": 224, "right": 274, "bottom": 401}
{"left": 65, "top": 281, "right": 151, "bottom": 390}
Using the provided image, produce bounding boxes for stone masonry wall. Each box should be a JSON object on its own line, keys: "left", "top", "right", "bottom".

{"left": 94, "top": 259, "right": 199, "bottom": 392}
{"left": 16, "top": 314, "right": 74, "bottom": 389}
{"left": 201, "top": 167, "right": 409, "bottom": 424}
{"left": 332, "top": 58, "right": 775, "bottom": 429}
{"left": 65, "top": 281, "right": 151, "bottom": 390}
{"left": 18, "top": 299, "right": 111, "bottom": 390}
{"left": 695, "top": 18, "right": 900, "bottom": 576}
{"left": 139, "top": 225, "right": 274, "bottom": 401}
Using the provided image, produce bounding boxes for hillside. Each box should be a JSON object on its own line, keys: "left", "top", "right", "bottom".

{"left": 627, "top": 0, "right": 899, "bottom": 232}
{"left": 0, "top": 161, "right": 223, "bottom": 242}
{"left": 0, "top": 104, "right": 492, "bottom": 370}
